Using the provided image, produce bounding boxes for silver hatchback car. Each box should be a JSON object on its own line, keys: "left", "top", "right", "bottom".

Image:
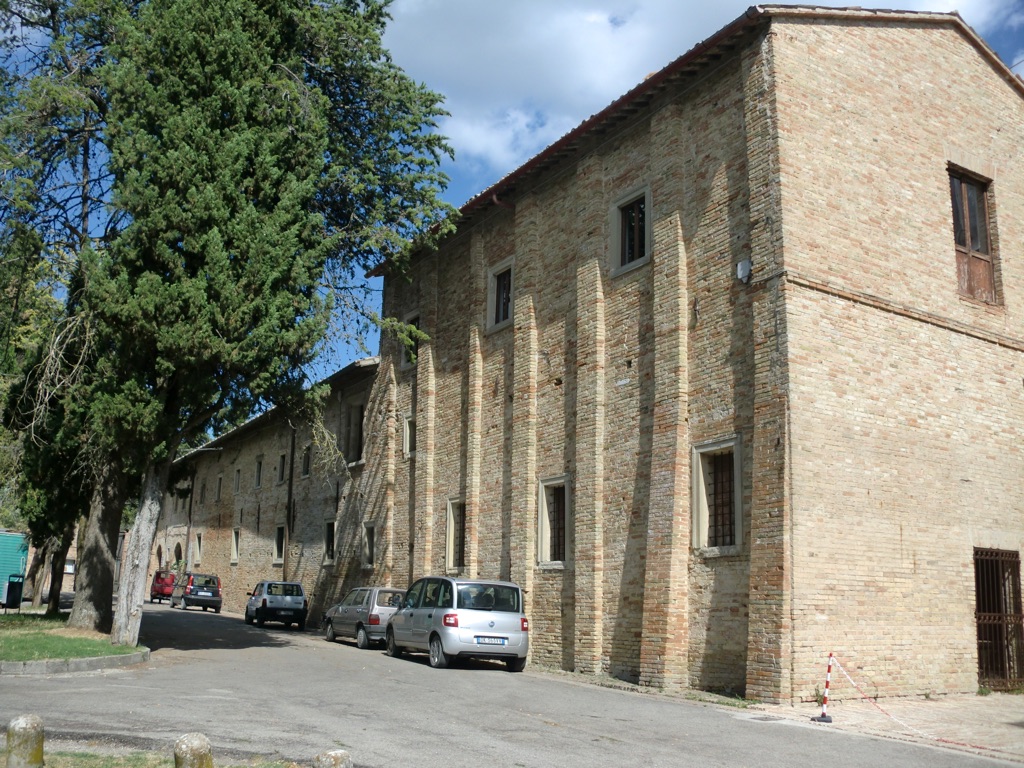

{"left": 386, "top": 576, "right": 529, "bottom": 671}
{"left": 321, "top": 586, "right": 405, "bottom": 648}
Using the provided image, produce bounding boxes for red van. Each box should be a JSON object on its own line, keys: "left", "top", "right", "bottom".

{"left": 149, "top": 570, "right": 176, "bottom": 603}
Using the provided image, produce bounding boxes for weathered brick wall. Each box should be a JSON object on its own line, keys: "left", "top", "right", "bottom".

{"left": 152, "top": 364, "right": 388, "bottom": 620}
{"left": 379, "top": 48, "right": 762, "bottom": 688}
{"left": 772, "top": 18, "right": 1024, "bottom": 700}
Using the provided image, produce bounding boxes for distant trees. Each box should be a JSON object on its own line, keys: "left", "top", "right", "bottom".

{"left": 0, "top": 0, "right": 456, "bottom": 644}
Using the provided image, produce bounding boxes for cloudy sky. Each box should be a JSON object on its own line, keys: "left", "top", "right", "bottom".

{"left": 382, "top": 0, "right": 1024, "bottom": 208}
{"left": 320, "top": 1, "right": 1023, "bottom": 372}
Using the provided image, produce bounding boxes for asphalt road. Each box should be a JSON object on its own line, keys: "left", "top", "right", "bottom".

{"left": 1, "top": 603, "right": 1016, "bottom": 767}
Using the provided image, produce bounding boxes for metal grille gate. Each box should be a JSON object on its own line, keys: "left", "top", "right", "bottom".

{"left": 975, "top": 548, "right": 1024, "bottom": 689}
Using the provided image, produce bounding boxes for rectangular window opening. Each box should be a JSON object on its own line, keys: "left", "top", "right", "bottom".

{"left": 950, "top": 170, "right": 996, "bottom": 303}
{"left": 538, "top": 477, "right": 569, "bottom": 564}
{"left": 274, "top": 525, "right": 285, "bottom": 563}
{"left": 488, "top": 262, "right": 514, "bottom": 328}
{"left": 403, "top": 414, "right": 416, "bottom": 458}
{"left": 447, "top": 499, "right": 466, "bottom": 570}
{"left": 975, "top": 548, "right": 1024, "bottom": 689}
{"left": 401, "top": 314, "right": 420, "bottom": 368}
{"left": 620, "top": 196, "right": 646, "bottom": 267}
{"left": 363, "top": 524, "right": 376, "bottom": 566}
{"left": 324, "top": 521, "right": 336, "bottom": 564}
{"left": 693, "top": 438, "right": 742, "bottom": 552}
{"left": 346, "top": 403, "right": 365, "bottom": 464}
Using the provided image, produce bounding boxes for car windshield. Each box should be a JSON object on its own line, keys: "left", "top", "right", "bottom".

{"left": 457, "top": 584, "right": 520, "bottom": 612}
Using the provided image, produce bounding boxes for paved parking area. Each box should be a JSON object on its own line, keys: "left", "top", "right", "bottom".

{"left": 754, "top": 692, "right": 1024, "bottom": 764}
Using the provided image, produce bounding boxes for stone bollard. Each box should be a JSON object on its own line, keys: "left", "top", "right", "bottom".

{"left": 313, "top": 750, "right": 354, "bottom": 768}
{"left": 6, "top": 714, "right": 44, "bottom": 768}
{"left": 174, "top": 732, "right": 214, "bottom": 768}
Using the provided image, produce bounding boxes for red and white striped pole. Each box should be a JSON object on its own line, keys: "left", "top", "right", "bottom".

{"left": 811, "top": 652, "right": 834, "bottom": 723}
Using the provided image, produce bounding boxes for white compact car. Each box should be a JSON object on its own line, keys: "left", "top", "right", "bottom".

{"left": 244, "top": 580, "right": 308, "bottom": 630}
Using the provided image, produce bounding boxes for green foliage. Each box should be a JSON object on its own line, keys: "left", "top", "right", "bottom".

{"left": 0, "top": 0, "right": 456, "bottom": 615}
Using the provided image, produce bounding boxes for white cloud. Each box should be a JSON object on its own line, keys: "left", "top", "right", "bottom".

{"left": 383, "top": 0, "right": 1024, "bottom": 204}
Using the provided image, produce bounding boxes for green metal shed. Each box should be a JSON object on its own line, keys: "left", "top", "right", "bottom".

{"left": 0, "top": 530, "right": 29, "bottom": 606}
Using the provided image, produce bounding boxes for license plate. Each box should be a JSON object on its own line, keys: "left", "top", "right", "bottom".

{"left": 279, "top": 610, "right": 294, "bottom": 616}
{"left": 475, "top": 636, "right": 506, "bottom": 645}
{"left": 197, "top": 591, "right": 212, "bottom": 596}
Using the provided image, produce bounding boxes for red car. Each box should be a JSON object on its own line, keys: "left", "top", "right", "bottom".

{"left": 149, "top": 570, "right": 176, "bottom": 603}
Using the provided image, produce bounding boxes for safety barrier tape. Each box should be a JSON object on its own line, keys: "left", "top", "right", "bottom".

{"left": 816, "top": 653, "right": 1013, "bottom": 757}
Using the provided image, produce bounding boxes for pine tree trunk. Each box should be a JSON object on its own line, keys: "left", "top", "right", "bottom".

{"left": 46, "top": 524, "right": 75, "bottom": 615}
{"left": 25, "top": 544, "right": 47, "bottom": 608}
{"left": 68, "top": 462, "right": 129, "bottom": 633}
{"left": 111, "top": 461, "right": 170, "bottom": 646}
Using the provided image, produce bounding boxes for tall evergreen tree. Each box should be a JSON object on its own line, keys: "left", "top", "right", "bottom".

{"left": 1, "top": 0, "right": 456, "bottom": 643}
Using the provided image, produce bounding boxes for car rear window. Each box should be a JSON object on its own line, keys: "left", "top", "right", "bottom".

{"left": 268, "top": 583, "right": 303, "bottom": 597}
{"left": 375, "top": 590, "right": 404, "bottom": 608}
{"left": 193, "top": 575, "right": 217, "bottom": 587}
{"left": 457, "top": 584, "right": 520, "bottom": 612}
{"left": 156, "top": 573, "right": 174, "bottom": 584}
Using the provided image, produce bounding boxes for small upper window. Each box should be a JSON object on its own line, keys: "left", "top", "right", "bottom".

{"left": 610, "top": 188, "right": 651, "bottom": 274}
{"left": 400, "top": 314, "right": 421, "bottom": 369}
{"left": 345, "top": 402, "right": 365, "bottom": 464}
{"left": 488, "top": 261, "right": 513, "bottom": 329}
{"left": 950, "top": 170, "right": 996, "bottom": 303}
{"left": 301, "top": 445, "right": 312, "bottom": 477}
{"left": 620, "top": 196, "right": 646, "bottom": 267}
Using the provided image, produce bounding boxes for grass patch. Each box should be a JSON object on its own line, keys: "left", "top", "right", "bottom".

{"left": 0, "top": 613, "right": 140, "bottom": 662}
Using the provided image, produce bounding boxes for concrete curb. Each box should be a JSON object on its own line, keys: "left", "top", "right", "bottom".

{"left": 0, "top": 649, "right": 150, "bottom": 676}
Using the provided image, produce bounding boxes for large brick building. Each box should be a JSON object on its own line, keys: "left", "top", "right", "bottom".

{"left": 154, "top": 358, "right": 389, "bottom": 618}
{"left": 158, "top": 6, "right": 1023, "bottom": 704}
{"left": 376, "top": 5, "right": 1023, "bottom": 703}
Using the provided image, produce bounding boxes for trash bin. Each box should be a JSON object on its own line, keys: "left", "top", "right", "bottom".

{"left": 5, "top": 574, "right": 24, "bottom": 610}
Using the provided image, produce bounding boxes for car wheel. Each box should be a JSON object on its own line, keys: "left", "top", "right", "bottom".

{"left": 202, "top": 606, "right": 208, "bottom": 612}
{"left": 244, "top": 610, "right": 254, "bottom": 625}
{"left": 506, "top": 656, "right": 527, "bottom": 673}
{"left": 428, "top": 635, "right": 451, "bottom": 669}
{"left": 386, "top": 628, "right": 402, "bottom": 658}
{"left": 297, "top": 618, "right": 306, "bottom": 631}
{"left": 215, "top": 607, "right": 221, "bottom": 614}
{"left": 356, "top": 626, "right": 370, "bottom": 650}
{"left": 180, "top": 599, "right": 187, "bottom": 610}
{"left": 325, "top": 622, "right": 337, "bottom": 643}
{"left": 256, "top": 611, "right": 265, "bottom": 627}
